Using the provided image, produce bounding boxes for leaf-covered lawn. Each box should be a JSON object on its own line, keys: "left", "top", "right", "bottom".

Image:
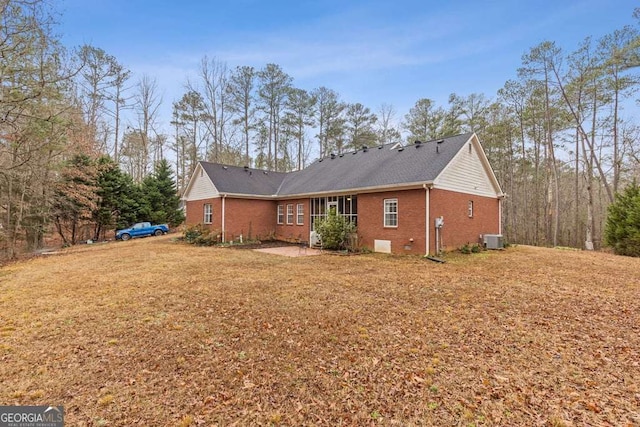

{"left": 1, "top": 237, "right": 639, "bottom": 426}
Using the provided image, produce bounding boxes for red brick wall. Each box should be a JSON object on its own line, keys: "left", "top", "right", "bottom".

{"left": 356, "top": 188, "right": 500, "bottom": 255}
{"left": 185, "top": 198, "right": 222, "bottom": 234}
{"left": 185, "top": 198, "right": 277, "bottom": 242}
{"left": 357, "top": 189, "right": 427, "bottom": 255}
{"left": 186, "top": 189, "right": 500, "bottom": 252}
{"left": 429, "top": 189, "right": 500, "bottom": 252}
{"left": 224, "top": 198, "right": 277, "bottom": 241}
{"left": 274, "top": 199, "right": 310, "bottom": 242}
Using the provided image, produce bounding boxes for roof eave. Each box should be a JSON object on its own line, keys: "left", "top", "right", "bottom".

{"left": 218, "top": 192, "right": 278, "bottom": 200}
{"left": 276, "top": 181, "right": 435, "bottom": 199}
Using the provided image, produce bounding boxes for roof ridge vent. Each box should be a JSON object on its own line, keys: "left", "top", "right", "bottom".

{"left": 362, "top": 146, "right": 368, "bottom": 152}
{"left": 398, "top": 147, "right": 404, "bottom": 152}
{"left": 414, "top": 140, "right": 422, "bottom": 148}
{"left": 330, "top": 153, "right": 336, "bottom": 159}
{"left": 378, "top": 145, "right": 384, "bottom": 149}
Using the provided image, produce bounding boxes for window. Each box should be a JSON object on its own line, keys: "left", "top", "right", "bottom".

{"left": 384, "top": 199, "right": 398, "bottom": 227}
{"left": 286, "top": 204, "right": 294, "bottom": 225}
{"left": 297, "top": 204, "right": 304, "bottom": 225}
{"left": 468, "top": 200, "right": 474, "bottom": 218}
{"left": 204, "top": 204, "right": 212, "bottom": 224}
{"left": 277, "top": 205, "right": 284, "bottom": 224}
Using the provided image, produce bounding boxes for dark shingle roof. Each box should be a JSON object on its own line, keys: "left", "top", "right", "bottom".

{"left": 198, "top": 133, "right": 473, "bottom": 197}
{"left": 278, "top": 133, "right": 473, "bottom": 196}
{"left": 200, "top": 163, "right": 287, "bottom": 196}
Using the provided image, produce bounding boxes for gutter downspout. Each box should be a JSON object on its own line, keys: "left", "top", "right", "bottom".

{"left": 423, "top": 184, "right": 431, "bottom": 256}
{"left": 498, "top": 194, "right": 504, "bottom": 236}
{"left": 222, "top": 194, "right": 227, "bottom": 243}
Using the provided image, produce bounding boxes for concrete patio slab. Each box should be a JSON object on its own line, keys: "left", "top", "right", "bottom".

{"left": 253, "top": 246, "right": 322, "bottom": 257}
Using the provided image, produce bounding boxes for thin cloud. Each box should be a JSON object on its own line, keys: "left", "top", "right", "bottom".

{"left": 109, "top": 0, "right": 631, "bottom": 135}
{"left": 153, "top": 2, "right": 559, "bottom": 80}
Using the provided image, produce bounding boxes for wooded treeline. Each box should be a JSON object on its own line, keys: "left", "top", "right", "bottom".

{"left": 1, "top": 0, "right": 639, "bottom": 258}
{"left": 0, "top": 0, "right": 183, "bottom": 257}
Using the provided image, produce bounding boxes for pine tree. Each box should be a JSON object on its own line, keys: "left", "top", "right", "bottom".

{"left": 403, "top": 98, "right": 446, "bottom": 142}
{"left": 344, "top": 103, "right": 377, "bottom": 152}
{"left": 312, "top": 87, "right": 345, "bottom": 157}
{"left": 604, "top": 182, "right": 640, "bottom": 257}
{"left": 93, "top": 156, "right": 147, "bottom": 237}
{"left": 257, "top": 64, "right": 293, "bottom": 170}
{"left": 142, "top": 160, "right": 184, "bottom": 227}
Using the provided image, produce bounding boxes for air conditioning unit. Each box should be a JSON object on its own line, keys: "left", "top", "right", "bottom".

{"left": 483, "top": 234, "right": 504, "bottom": 249}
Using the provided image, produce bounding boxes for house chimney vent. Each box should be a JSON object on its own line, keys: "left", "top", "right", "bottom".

{"left": 436, "top": 140, "right": 444, "bottom": 153}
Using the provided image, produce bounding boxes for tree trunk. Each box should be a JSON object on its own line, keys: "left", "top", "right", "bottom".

{"left": 543, "top": 68, "right": 559, "bottom": 247}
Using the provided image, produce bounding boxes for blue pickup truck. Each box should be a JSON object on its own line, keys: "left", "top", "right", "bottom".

{"left": 115, "top": 222, "right": 169, "bottom": 241}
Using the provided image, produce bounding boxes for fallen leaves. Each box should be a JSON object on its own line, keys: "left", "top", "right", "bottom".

{"left": 0, "top": 238, "right": 639, "bottom": 425}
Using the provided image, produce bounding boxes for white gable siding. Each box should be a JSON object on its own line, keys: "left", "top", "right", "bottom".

{"left": 434, "top": 141, "right": 499, "bottom": 197}
{"left": 185, "top": 170, "right": 218, "bottom": 201}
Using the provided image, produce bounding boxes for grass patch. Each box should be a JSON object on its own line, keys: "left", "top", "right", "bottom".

{"left": 0, "top": 236, "right": 639, "bottom": 425}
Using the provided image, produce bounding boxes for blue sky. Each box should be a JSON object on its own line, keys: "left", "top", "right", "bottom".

{"left": 59, "top": 0, "right": 637, "bottom": 133}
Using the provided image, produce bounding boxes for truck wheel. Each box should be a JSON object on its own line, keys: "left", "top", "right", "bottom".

{"left": 121, "top": 233, "right": 131, "bottom": 241}
{"left": 154, "top": 229, "right": 163, "bottom": 236}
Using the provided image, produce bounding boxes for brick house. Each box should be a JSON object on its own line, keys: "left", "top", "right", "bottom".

{"left": 183, "top": 133, "right": 504, "bottom": 255}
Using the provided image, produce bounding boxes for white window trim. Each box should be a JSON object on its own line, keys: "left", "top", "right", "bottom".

{"left": 384, "top": 198, "right": 398, "bottom": 228}
{"left": 296, "top": 203, "right": 304, "bottom": 225}
{"left": 468, "top": 200, "right": 474, "bottom": 218}
{"left": 277, "top": 205, "right": 284, "bottom": 225}
{"left": 204, "top": 204, "right": 212, "bottom": 224}
{"left": 286, "top": 204, "right": 294, "bottom": 225}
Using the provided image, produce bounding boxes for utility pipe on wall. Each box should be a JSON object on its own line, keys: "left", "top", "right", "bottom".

{"left": 423, "top": 184, "right": 431, "bottom": 256}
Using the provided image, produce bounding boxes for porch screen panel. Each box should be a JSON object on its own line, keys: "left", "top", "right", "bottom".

{"left": 311, "top": 195, "right": 357, "bottom": 231}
